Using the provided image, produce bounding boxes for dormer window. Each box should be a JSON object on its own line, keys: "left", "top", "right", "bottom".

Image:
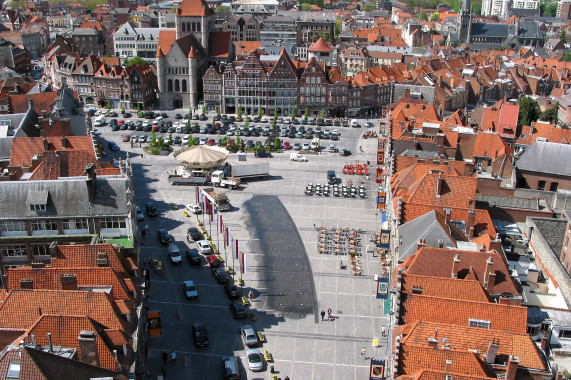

{"left": 27, "top": 190, "right": 49, "bottom": 212}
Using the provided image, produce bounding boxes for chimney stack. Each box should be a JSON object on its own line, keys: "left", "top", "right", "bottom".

{"left": 506, "top": 356, "right": 519, "bottom": 380}
{"left": 451, "top": 253, "right": 460, "bottom": 278}
{"left": 444, "top": 208, "right": 452, "bottom": 225}
{"left": 483, "top": 256, "right": 494, "bottom": 288}
{"left": 78, "top": 330, "right": 99, "bottom": 367}
{"left": 47, "top": 333, "right": 53, "bottom": 352}
{"left": 417, "top": 238, "right": 426, "bottom": 251}
{"left": 61, "top": 136, "right": 68, "bottom": 149}
{"left": 20, "top": 279, "right": 33, "bottom": 289}
{"left": 540, "top": 330, "right": 549, "bottom": 351}
{"left": 28, "top": 97, "right": 34, "bottom": 110}
{"left": 42, "top": 137, "right": 49, "bottom": 151}
{"left": 60, "top": 274, "right": 77, "bottom": 290}
{"left": 438, "top": 239, "right": 444, "bottom": 248}
{"left": 436, "top": 176, "right": 443, "bottom": 197}
{"left": 85, "top": 163, "right": 96, "bottom": 204}
{"left": 485, "top": 340, "right": 499, "bottom": 364}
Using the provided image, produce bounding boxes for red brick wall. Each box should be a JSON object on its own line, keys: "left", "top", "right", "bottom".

{"left": 518, "top": 171, "right": 571, "bottom": 192}
{"left": 476, "top": 177, "right": 515, "bottom": 196}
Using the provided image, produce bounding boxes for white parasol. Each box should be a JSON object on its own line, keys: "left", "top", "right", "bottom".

{"left": 173, "top": 145, "right": 229, "bottom": 169}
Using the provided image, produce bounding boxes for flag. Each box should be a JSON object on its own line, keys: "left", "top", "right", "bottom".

{"left": 210, "top": 203, "right": 214, "bottom": 221}
{"left": 218, "top": 214, "right": 223, "bottom": 234}
{"left": 195, "top": 187, "right": 200, "bottom": 204}
{"left": 225, "top": 227, "right": 230, "bottom": 246}
{"left": 234, "top": 239, "right": 239, "bottom": 260}
{"left": 241, "top": 252, "right": 247, "bottom": 274}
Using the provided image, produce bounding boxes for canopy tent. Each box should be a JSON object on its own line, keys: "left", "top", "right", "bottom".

{"left": 173, "top": 145, "right": 229, "bottom": 169}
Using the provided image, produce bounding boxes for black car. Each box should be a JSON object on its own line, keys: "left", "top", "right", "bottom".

{"left": 212, "top": 267, "right": 230, "bottom": 284}
{"left": 340, "top": 149, "right": 352, "bottom": 156}
{"left": 160, "top": 112, "right": 168, "bottom": 118}
{"left": 157, "top": 229, "right": 170, "bottom": 245}
{"left": 108, "top": 111, "right": 118, "bottom": 117}
{"left": 186, "top": 227, "right": 203, "bottom": 242}
{"left": 192, "top": 323, "right": 209, "bottom": 347}
{"left": 146, "top": 202, "right": 158, "bottom": 216}
{"left": 173, "top": 136, "right": 182, "bottom": 145}
{"left": 123, "top": 112, "right": 132, "bottom": 118}
{"left": 224, "top": 284, "right": 240, "bottom": 299}
{"left": 230, "top": 301, "right": 247, "bottom": 319}
{"left": 254, "top": 151, "right": 273, "bottom": 158}
{"left": 200, "top": 115, "right": 208, "bottom": 121}
{"left": 186, "top": 249, "right": 201, "bottom": 265}
{"left": 111, "top": 124, "right": 119, "bottom": 131}
{"left": 175, "top": 113, "right": 183, "bottom": 119}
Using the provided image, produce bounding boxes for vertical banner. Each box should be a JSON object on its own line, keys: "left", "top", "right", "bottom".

{"left": 380, "top": 229, "right": 390, "bottom": 249}
{"left": 234, "top": 239, "right": 239, "bottom": 259}
{"left": 195, "top": 187, "right": 200, "bottom": 204}
{"left": 241, "top": 252, "right": 247, "bottom": 274}
{"left": 383, "top": 298, "right": 391, "bottom": 315}
{"left": 369, "top": 359, "right": 385, "bottom": 380}
{"left": 210, "top": 203, "right": 214, "bottom": 221}
{"left": 218, "top": 214, "right": 223, "bottom": 234}
{"left": 225, "top": 227, "right": 230, "bottom": 246}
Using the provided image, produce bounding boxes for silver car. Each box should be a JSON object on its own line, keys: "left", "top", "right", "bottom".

{"left": 246, "top": 349, "right": 263, "bottom": 371}
{"left": 240, "top": 325, "right": 258, "bottom": 347}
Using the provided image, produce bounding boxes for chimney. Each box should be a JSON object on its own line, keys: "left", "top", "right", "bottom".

{"left": 20, "top": 279, "right": 33, "bottom": 289}
{"left": 451, "top": 253, "right": 460, "bottom": 278}
{"left": 485, "top": 340, "right": 499, "bottom": 364}
{"left": 540, "top": 330, "right": 549, "bottom": 351}
{"left": 96, "top": 252, "right": 109, "bottom": 267}
{"left": 436, "top": 176, "right": 443, "bottom": 197}
{"left": 49, "top": 241, "right": 58, "bottom": 257}
{"left": 444, "top": 208, "right": 452, "bottom": 225}
{"left": 438, "top": 239, "right": 444, "bottom": 248}
{"left": 487, "top": 270, "right": 496, "bottom": 294}
{"left": 47, "top": 332, "right": 53, "bottom": 352}
{"left": 85, "top": 163, "right": 96, "bottom": 204}
{"left": 42, "top": 137, "right": 49, "bottom": 151}
{"left": 506, "top": 356, "right": 519, "bottom": 380}
{"left": 28, "top": 97, "right": 34, "bottom": 110}
{"left": 445, "top": 359, "right": 452, "bottom": 374}
{"left": 417, "top": 238, "right": 426, "bottom": 251}
{"left": 78, "top": 330, "right": 99, "bottom": 367}
{"left": 61, "top": 136, "right": 68, "bottom": 149}
{"left": 60, "top": 274, "right": 77, "bottom": 290}
{"left": 405, "top": 88, "right": 411, "bottom": 98}
{"left": 466, "top": 211, "right": 476, "bottom": 239}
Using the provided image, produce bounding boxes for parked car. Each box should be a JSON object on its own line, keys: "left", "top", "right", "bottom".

{"left": 254, "top": 150, "right": 272, "bottom": 158}
{"left": 108, "top": 141, "right": 119, "bottom": 151}
{"left": 212, "top": 267, "right": 230, "bottom": 284}
{"left": 222, "top": 356, "right": 240, "bottom": 379}
{"left": 283, "top": 141, "right": 291, "bottom": 149}
{"left": 186, "top": 227, "right": 203, "bottom": 242}
{"left": 186, "top": 249, "right": 201, "bottom": 265}
{"left": 240, "top": 325, "right": 258, "bottom": 347}
{"left": 197, "top": 240, "right": 212, "bottom": 254}
{"left": 168, "top": 243, "right": 182, "bottom": 264}
{"left": 122, "top": 135, "right": 131, "bottom": 142}
{"left": 206, "top": 255, "right": 221, "bottom": 268}
{"left": 146, "top": 202, "right": 158, "bottom": 217}
{"left": 183, "top": 280, "right": 198, "bottom": 299}
{"left": 192, "top": 323, "right": 209, "bottom": 347}
{"left": 175, "top": 113, "right": 183, "bottom": 119}
{"left": 340, "top": 149, "right": 352, "bottom": 156}
{"left": 230, "top": 302, "right": 247, "bottom": 319}
{"left": 290, "top": 153, "right": 308, "bottom": 162}
{"left": 135, "top": 206, "right": 144, "bottom": 221}
{"left": 157, "top": 229, "right": 170, "bottom": 245}
{"left": 224, "top": 284, "right": 240, "bottom": 299}
{"left": 246, "top": 349, "right": 264, "bottom": 372}
{"left": 293, "top": 143, "right": 302, "bottom": 150}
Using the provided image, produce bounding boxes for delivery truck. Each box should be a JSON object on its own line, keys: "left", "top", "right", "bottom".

{"left": 222, "top": 159, "right": 269, "bottom": 180}
{"left": 202, "top": 187, "right": 230, "bottom": 211}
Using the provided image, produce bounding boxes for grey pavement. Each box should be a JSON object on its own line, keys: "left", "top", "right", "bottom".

{"left": 95, "top": 113, "right": 389, "bottom": 380}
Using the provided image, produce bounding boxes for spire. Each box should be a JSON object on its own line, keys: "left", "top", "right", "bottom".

{"left": 188, "top": 47, "right": 197, "bottom": 58}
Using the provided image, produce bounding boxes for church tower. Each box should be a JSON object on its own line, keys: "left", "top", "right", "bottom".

{"left": 458, "top": 0, "right": 472, "bottom": 44}
{"left": 175, "top": 0, "right": 214, "bottom": 54}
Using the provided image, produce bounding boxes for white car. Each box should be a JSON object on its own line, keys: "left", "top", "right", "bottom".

{"left": 290, "top": 153, "right": 308, "bottom": 162}
{"left": 182, "top": 136, "right": 190, "bottom": 145}
{"left": 260, "top": 116, "right": 268, "bottom": 122}
{"left": 197, "top": 240, "right": 212, "bottom": 254}
{"left": 240, "top": 325, "right": 258, "bottom": 347}
{"left": 164, "top": 136, "right": 172, "bottom": 145}
{"left": 246, "top": 349, "right": 263, "bottom": 371}
{"left": 302, "top": 142, "right": 310, "bottom": 150}
{"left": 135, "top": 206, "right": 144, "bottom": 220}
{"left": 183, "top": 280, "right": 198, "bottom": 299}
{"left": 168, "top": 243, "right": 182, "bottom": 264}
{"left": 185, "top": 204, "right": 202, "bottom": 214}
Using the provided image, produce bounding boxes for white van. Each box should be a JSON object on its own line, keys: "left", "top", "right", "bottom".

{"left": 94, "top": 115, "right": 106, "bottom": 127}
{"left": 350, "top": 119, "right": 359, "bottom": 128}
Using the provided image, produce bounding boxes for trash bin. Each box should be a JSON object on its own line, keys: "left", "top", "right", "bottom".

{"left": 270, "top": 366, "right": 275, "bottom": 373}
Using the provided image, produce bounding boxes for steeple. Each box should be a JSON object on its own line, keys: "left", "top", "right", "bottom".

{"left": 458, "top": 0, "right": 472, "bottom": 44}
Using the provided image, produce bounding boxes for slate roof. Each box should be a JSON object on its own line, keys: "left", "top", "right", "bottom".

{"left": 531, "top": 217, "right": 567, "bottom": 256}
{"left": 470, "top": 23, "right": 511, "bottom": 38}
{"left": 397, "top": 210, "right": 456, "bottom": 261}
{"left": 516, "top": 141, "right": 571, "bottom": 177}
{"left": 401, "top": 247, "right": 519, "bottom": 296}
{"left": 0, "top": 176, "right": 130, "bottom": 219}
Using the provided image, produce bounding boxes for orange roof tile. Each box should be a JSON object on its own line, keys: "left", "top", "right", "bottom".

{"left": 401, "top": 274, "right": 490, "bottom": 302}
{"left": 9, "top": 92, "right": 58, "bottom": 114}
{"left": 10, "top": 136, "right": 96, "bottom": 167}
{"left": 472, "top": 131, "right": 512, "bottom": 160}
{"left": 178, "top": 0, "right": 213, "bottom": 16}
{"left": 157, "top": 30, "right": 177, "bottom": 56}
{"left": 51, "top": 244, "right": 134, "bottom": 280}
{"left": 308, "top": 37, "right": 333, "bottom": 52}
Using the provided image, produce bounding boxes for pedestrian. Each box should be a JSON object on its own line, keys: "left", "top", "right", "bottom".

{"left": 161, "top": 364, "right": 167, "bottom": 377}
{"left": 320, "top": 310, "right": 325, "bottom": 321}
{"left": 170, "top": 350, "right": 176, "bottom": 362}
{"left": 162, "top": 351, "right": 168, "bottom": 364}
{"left": 361, "top": 347, "right": 366, "bottom": 359}
{"left": 284, "top": 377, "right": 290, "bottom": 380}
{"left": 327, "top": 308, "right": 332, "bottom": 321}
{"left": 248, "top": 290, "right": 254, "bottom": 301}
{"left": 382, "top": 326, "right": 386, "bottom": 337}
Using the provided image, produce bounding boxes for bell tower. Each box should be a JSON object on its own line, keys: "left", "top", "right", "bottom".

{"left": 458, "top": 0, "right": 472, "bottom": 44}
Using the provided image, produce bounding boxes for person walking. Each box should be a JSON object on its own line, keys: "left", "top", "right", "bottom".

{"left": 248, "top": 290, "right": 254, "bottom": 301}
{"left": 170, "top": 350, "right": 176, "bottom": 362}
{"left": 162, "top": 351, "right": 168, "bottom": 364}
{"left": 361, "top": 347, "right": 366, "bottom": 360}
{"left": 327, "top": 308, "right": 332, "bottom": 321}
{"left": 320, "top": 310, "right": 325, "bottom": 321}
{"left": 382, "top": 326, "right": 386, "bottom": 337}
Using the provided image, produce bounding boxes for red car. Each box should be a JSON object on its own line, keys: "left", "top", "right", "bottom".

{"left": 205, "top": 255, "right": 221, "bottom": 267}
{"left": 117, "top": 119, "right": 125, "bottom": 126}
{"left": 122, "top": 135, "right": 130, "bottom": 142}
{"left": 152, "top": 124, "right": 160, "bottom": 131}
{"left": 207, "top": 139, "right": 215, "bottom": 146}
{"left": 227, "top": 139, "right": 235, "bottom": 147}
{"left": 283, "top": 141, "right": 291, "bottom": 150}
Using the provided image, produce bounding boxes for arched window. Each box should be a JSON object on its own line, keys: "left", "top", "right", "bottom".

{"left": 168, "top": 79, "right": 173, "bottom": 92}
{"left": 175, "top": 79, "right": 180, "bottom": 92}
{"left": 182, "top": 79, "right": 187, "bottom": 92}
{"left": 197, "top": 22, "right": 201, "bottom": 31}
{"left": 182, "top": 22, "right": 186, "bottom": 32}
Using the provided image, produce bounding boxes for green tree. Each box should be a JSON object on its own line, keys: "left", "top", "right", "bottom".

{"left": 237, "top": 105, "right": 242, "bottom": 121}
{"left": 419, "top": 12, "right": 428, "bottom": 20}
{"left": 215, "top": 5, "right": 229, "bottom": 12}
{"left": 561, "top": 30, "right": 567, "bottom": 44}
{"left": 335, "top": 19, "right": 342, "bottom": 38}
{"left": 201, "top": 104, "right": 206, "bottom": 115}
{"left": 188, "top": 133, "right": 194, "bottom": 146}
{"left": 545, "top": 2, "right": 558, "bottom": 16}
{"left": 258, "top": 107, "right": 263, "bottom": 118}
{"left": 137, "top": 103, "right": 141, "bottom": 112}
{"left": 518, "top": 97, "right": 541, "bottom": 127}
{"left": 563, "top": 53, "right": 571, "bottom": 61}
{"left": 304, "top": 107, "right": 309, "bottom": 119}
{"left": 236, "top": 129, "right": 241, "bottom": 146}
{"left": 301, "top": 3, "right": 312, "bottom": 10}
{"left": 107, "top": 101, "right": 111, "bottom": 110}
{"left": 125, "top": 56, "right": 145, "bottom": 66}
{"left": 320, "top": 108, "right": 326, "bottom": 118}
{"left": 274, "top": 136, "right": 280, "bottom": 149}
{"left": 245, "top": 118, "right": 249, "bottom": 130}
{"left": 539, "top": 103, "right": 559, "bottom": 123}
{"left": 329, "top": 24, "right": 335, "bottom": 43}
{"left": 168, "top": 131, "right": 173, "bottom": 145}
{"left": 121, "top": 105, "right": 125, "bottom": 114}
{"left": 472, "top": 0, "right": 482, "bottom": 15}
{"left": 151, "top": 129, "right": 156, "bottom": 145}
{"left": 429, "top": 12, "right": 440, "bottom": 21}
{"left": 216, "top": 106, "right": 221, "bottom": 115}
{"left": 212, "top": 116, "right": 216, "bottom": 127}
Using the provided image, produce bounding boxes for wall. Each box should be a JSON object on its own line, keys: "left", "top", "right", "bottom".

{"left": 560, "top": 220, "right": 571, "bottom": 275}
{"left": 518, "top": 170, "right": 571, "bottom": 192}
{"left": 392, "top": 84, "right": 435, "bottom": 105}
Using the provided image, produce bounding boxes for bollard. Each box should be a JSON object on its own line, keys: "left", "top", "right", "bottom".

{"left": 270, "top": 365, "right": 275, "bottom": 373}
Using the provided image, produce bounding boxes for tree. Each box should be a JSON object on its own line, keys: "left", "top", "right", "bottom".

{"left": 237, "top": 105, "right": 242, "bottom": 121}
{"left": 201, "top": 104, "right": 206, "bottom": 115}
{"left": 545, "top": 2, "right": 558, "bottom": 16}
{"left": 518, "top": 97, "right": 541, "bottom": 127}
{"left": 212, "top": 116, "right": 216, "bottom": 127}
{"left": 304, "top": 107, "right": 309, "bottom": 119}
{"left": 151, "top": 129, "right": 156, "bottom": 145}
{"left": 320, "top": 108, "right": 326, "bottom": 118}
{"left": 539, "top": 103, "right": 559, "bottom": 123}
{"left": 236, "top": 129, "right": 241, "bottom": 146}
{"left": 215, "top": 5, "right": 229, "bottom": 12}
{"left": 561, "top": 30, "right": 567, "bottom": 44}
{"left": 301, "top": 3, "right": 312, "bottom": 11}
{"left": 107, "top": 101, "right": 111, "bottom": 110}
{"left": 125, "top": 56, "right": 145, "bottom": 66}
{"left": 168, "top": 131, "right": 173, "bottom": 145}
{"left": 258, "top": 107, "right": 263, "bottom": 118}
{"left": 335, "top": 19, "right": 342, "bottom": 38}
{"left": 216, "top": 106, "right": 221, "bottom": 115}
{"left": 419, "top": 12, "right": 428, "bottom": 20}
{"left": 329, "top": 24, "right": 335, "bottom": 43}
{"left": 291, "top": 107, "right": 296, "bottom": 118}
{"left": 429, "top": 12, "right": 440, "bottom": 21}
{"left": 472, "top": 0, "right": 482, "bottom": 15}
{"left": 563, "top": 53, "right": 571, "bottom": 62}
{"left": 245, "top": 118, "right": 249, "bottom": 129}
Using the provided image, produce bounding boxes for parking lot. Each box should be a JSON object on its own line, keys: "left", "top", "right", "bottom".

{"left": 94, "top": 109, "right": 388, "bottom": 380}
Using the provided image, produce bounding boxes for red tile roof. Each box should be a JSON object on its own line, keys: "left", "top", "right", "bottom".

{"left": 400, "top": 293, "right": 527, "bottom": 333}
{"left": 157, "top": 30, "right": 177, "bottom": 56}
{"left": 9, "top": 92, "right": 58, "bottom": 114}
{"left": 177, "top": 0, "right": 213, "bottom": 16}
{"left": 51, "top": 244, "right": 134, "bottom": 280}
{"left": 401, "top": 274, "right": 490, "bottom": 302}
{"left": 401, "top": 247, "right": 519, "bottom": 296}
{"left": 308, "top": 38, "right": 333, "bottom": 52}
{"left": 498, "top": 103, "right": 519, "bottom": 135}
{"left": 472, "top": 131, "right": 512, "bottom": 159}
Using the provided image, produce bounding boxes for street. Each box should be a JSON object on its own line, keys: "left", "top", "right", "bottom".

{"left": 94, "top": 109, "right": 389, "bottom": 380}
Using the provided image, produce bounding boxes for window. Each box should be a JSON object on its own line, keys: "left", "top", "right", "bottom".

{"left": 62, "top": 219, "right": 88, "bottom": 231}
{"left": 175, "top": 79, "right": 180, "bottom": 92}
{"left": 6, "top": 362, "right": 20, "bottom": 379}
{"left": 100, "top": 218, "right": 126, "bottom": 229}
{"left": 168, "top": 79, "right": 173, "bottom": 92}
{"left": 537, "top": 180, "right": 546, "bottom": 191}
{"left": 1, "top": 245, "right": 26, "bottom": 257}
{"left": 30, "top": 203, "right": 46, "bottom": 211}
{"left": 468, "top": 319, "right": 491, "bottom": 329}
{"left": 31, "top": 220, "right": 58, "bottom": 232}
{"left": 0, "top": 221, "right": 27, "bottom": 234}
{"left": 31, "top": 244, "right": 50, "bottom": 256}
{"left": 558, "top": 329, "right": 571, "bottom": 339}
{"left": 550, "top": 182, "right": 559, "bottom": 192}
